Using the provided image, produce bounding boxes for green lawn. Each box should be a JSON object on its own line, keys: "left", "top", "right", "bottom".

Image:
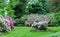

{"left": 0, "top": 27, "right": 60, "bottom": 37}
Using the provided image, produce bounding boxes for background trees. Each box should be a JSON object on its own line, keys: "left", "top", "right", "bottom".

{"left": 0, "top": 0, "right": 60, "bottom": 27}
{"left": 48, "top": 0, "right": 60, "bottom": 12}
{"left": 14, "top": 0, "right": 28, "bottom": 18}
{"left": 0, "top": 0, "right": 19, "bottom": 18}
{"left": 28, "top": 0, "right": 49, "bottom": 14}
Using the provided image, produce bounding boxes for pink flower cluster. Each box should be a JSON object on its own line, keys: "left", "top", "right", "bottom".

{"left": 25, "top": 14, "right": 40, "bottom": 26}
{"left": 4, "top": 16, "right": 15, "bottom": 30}
{"left": 25, "top": 14, "right": 50, "bottom": 28}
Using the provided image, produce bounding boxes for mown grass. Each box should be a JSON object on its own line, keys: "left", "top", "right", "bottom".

{"left": 0, "top": 27, "right": 60, "bottom": 37}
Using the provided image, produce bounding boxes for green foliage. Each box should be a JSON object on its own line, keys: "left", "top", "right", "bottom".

{"left": 14, "top": 0, "right": 28, "bottom": 18}
{"left": 0, "top": 9, "right": 4, "bottom": 16}
{"left": 39, "top": 24, "right": 48, "bottom": 31}
{"left": 10, "top": 0, "right": 19, "bottom": 8}
{"left": 48, "top": 0, "right": 60, "bottom": 12}
{"left": 0, "top": 0, "right": 19, "bottom": 18}
{"left": 51, "top": 12, "right": 60, "bottom": 26}
{"left": 7, "top": 9, "right": 15, "bottom": 18}
{"left": 15, "top": 15, "right": 28, "bottom": 26}
{"left": 20, "top": 15, "right": 27, "bottom": 24}
{"left": 15, "top": 19, "right": 20, "bottom": 26}
{"left": 15, "top": 24, "right": 24, "bottom": 27}
{"left": 28, "top": 0, "right": 49, "bottom": 14}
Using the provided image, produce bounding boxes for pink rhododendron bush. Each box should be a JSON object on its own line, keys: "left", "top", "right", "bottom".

{"left": 31, "top": 18, "right": 50, "bottom": 31}
{"left": 25, "top": 13, "right": 54, "bottom": 31}
{"left": 0, "top": 15, "right": 14, "bottom": 32}
{"left": 25, "top": 14, "right": 40, "bottom": 26}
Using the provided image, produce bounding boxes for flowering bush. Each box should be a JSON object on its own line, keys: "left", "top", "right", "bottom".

{"left": 4, "top": 16, "right": 15, "bottom": 30}
{"left": 25, "top": 13, "right": 52, "bottom": 26}
{"left": 0, "top": 15, "right": 15, "bottom": 32}
{"left": 25, "top": 14, "right": 40, "bottom": 26}
{"left": 31, "top": 18, "right": 50, "bottom": 31}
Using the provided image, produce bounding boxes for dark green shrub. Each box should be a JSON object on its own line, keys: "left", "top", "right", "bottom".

{"left": 15, "top": 24, "right": 24, "bottom": 27}
{"left": 32, "top": 24, "right": 48, "bottom": 31}
{"left": 15, "top": 15, "right": 27, "bottom": 26}
{"left": 0, "top": 9, "right": 4, "bottom": 16}
{"left": 28, "top": 1, "right": 49, "bottom": 14}
{"left": 39, "top": 24, "right": 48, "bottom": 31}
{"left": 20, "top": 15, "right": 27, "bottom": 24}
{"left": 15, "top": 19, "right": 20, "bottom": 26}
{"left": 51, "top": 12, "right": 60, "bottom": 26}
